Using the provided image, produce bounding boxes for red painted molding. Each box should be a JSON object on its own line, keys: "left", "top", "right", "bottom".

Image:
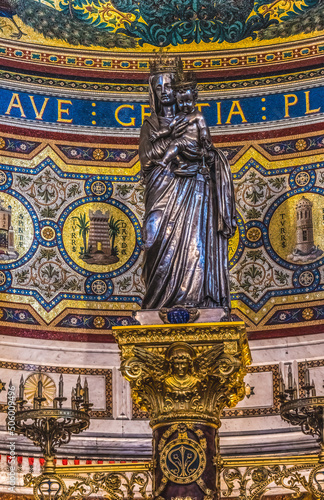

{"left": 248, "top": 323, "right": 324, "bottom": 340}
{"left": 0, "top": 119, "right": 323, "bottom": 144}
{"left": 0, "top": 123, "right": 140, "bottom": 143}
{"left": 0, "top": 325, "right": 115, "bottom": 343}
{"left": 0, "top": 323, "right": 323, "bottom": 343}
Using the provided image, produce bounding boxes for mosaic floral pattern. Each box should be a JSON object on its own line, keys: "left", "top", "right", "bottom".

{"left": 56, "top": 0, "right": 317, "bottom": 47}
{"left": 261, "top": 134, "right": 324, "bottom": 156}
{"left": 0, "top": 157, "right": 143, "bottom": 315}
{"left": 58, "top": 145, "right": 138, "bottom": 163}
{"left": 0, "top": 0, "right": 320, "bottom": 50}
{"left": 13, "top": 167, "right": 83, "bottom": 219}
{"left": 265, "top": 304, "right": 324, "bottom": 325}
{"left": 230, "top": 158, "right": 324, "bottom": 315}
{"left": 0, "top": 137, "right": 39, "bottom": 154}
{"left": 13, "top": 246, "right": 84, "bottom": 301}
{"left": 57, "top": 313, "right": 138, "bottom": 328}
{"left": 0, "top": 307, "right": 38, "bottom": 324}
{"left": 0, "top": 133, "right": 324, "bottom": 331}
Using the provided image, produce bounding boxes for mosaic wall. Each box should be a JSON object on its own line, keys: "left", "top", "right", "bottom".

{"left": 230, "top": 140, "right": 324, "bottom": 330}
{"left": 0, "top": 124, "right": 323, "bottom": 334}
{"left": 0, "top": 0, "right": 323, "bottom": 50}
{"left": 0, "top": 16, "right": 322, "bottom": 337}
{"left": 0, "top": 37, "right": 323, "bottom": 75}
{"left": 0, "top": 84, "right": 323, "bottom": 129}
{"left": 0, "top": 142, "right": 143, "bottom": 333}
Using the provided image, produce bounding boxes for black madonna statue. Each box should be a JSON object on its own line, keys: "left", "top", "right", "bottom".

{"left": 139, "top": 55, "right": 236, "bottom": 313}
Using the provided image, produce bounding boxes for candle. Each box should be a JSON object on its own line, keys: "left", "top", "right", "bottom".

{"left": 279, "top": 373, "right": 284, "bottom": 394}
{"left": 76, "top": 376, "right": 81, "bottom": 398}
{"left": 38, "top": 376, "right": 43, "bottom": 399}
{"left": 293, "top": 381, "right": 297, "bottom": 400}
{"left": 19, "top": 375, "right": 24, "bottom": 400}
{"left": 83, "top": 378, "right": 89, "bottom": 404}
{"left": 59, "top": 374, "right": 64, "bottom": 398}
{"left": 288, "top": 364, "right": 293, "bottom": 389}
{"left": 71, "top": 388, "right": 76, "bottom": 409}
{"left": 304, "top": 362, "right": 310, "bottom": 386}
{"left": 311, "top": 380, "right": 316, "bottom": 396}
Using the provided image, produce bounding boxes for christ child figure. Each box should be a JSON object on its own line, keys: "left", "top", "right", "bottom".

{"left": 150, "top": 77, "right": 211, "bottom": 174}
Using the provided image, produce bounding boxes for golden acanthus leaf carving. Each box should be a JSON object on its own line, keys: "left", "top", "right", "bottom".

{"left": 121, "top": 341, "right": 246, "bottom": 426}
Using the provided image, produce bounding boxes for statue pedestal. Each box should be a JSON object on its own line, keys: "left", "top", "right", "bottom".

{"left": 134, "top": 308, "right": 228, "bottom": 325}
{"left": 113, "top": 321, "right": 251, "bottom": 500}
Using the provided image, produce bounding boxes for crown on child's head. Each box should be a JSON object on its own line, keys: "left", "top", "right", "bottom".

{"left": 149, "top": 51, "right": 183, "bottom": 76}
{"left": 174, "top": 70, "right": 197, "bottom": 93}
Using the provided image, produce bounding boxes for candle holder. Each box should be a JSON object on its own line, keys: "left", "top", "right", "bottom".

{"left": 279, "top": 362, "right": 324, "bottom": 463}
{"left": 8, "top": 374, "right": 92, "bottom": 474}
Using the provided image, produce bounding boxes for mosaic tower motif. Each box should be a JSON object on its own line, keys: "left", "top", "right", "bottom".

{"left": 0, "top": 199, "right": 17, "bottom": 260}
{"left": 72, "top": 208, "right": 122, "bottom": 266}
{"left": 296, "top": 197, "right": 314, "bottom": 254}
{"left": 88, "top": 209, "right": 111, "bottom": 255}
{"left": 289, "top": 196, "right": 323, "bottom": 262}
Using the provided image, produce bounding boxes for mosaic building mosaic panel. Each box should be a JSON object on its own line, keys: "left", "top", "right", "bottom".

{"left": 0, "top": 125, "right": 323, "bottom": 335}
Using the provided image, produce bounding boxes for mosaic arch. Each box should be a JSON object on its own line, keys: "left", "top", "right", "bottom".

{"left": 0, "top": 0, "right": 323, "bottom": 51}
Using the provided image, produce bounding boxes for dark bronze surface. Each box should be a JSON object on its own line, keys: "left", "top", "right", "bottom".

{"left": 139, "top": 67, "right": 236, "bottom": 311}
{"left": 153, "top": 423, "right": 218, "bottom": 500}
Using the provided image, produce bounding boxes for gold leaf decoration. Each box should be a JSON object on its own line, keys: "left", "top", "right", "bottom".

{"left": 24, "top": 373, "right": 56, "bottom": 407}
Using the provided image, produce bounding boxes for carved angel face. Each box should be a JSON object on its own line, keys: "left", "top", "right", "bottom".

{"left": 170, "top": 354, "right": 193, "bottom": 378}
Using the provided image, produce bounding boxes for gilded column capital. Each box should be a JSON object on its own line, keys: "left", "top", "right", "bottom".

{"left": 113, "top": 321, "right": 251, "bottom": 427}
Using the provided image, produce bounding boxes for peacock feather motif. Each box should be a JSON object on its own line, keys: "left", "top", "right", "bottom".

{"left": 0, "top": 0, "right": 137, "bottom": 47}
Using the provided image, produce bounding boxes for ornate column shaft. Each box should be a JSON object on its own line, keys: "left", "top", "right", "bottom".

{"left": 113, "top": 321, "right": 251, "bottom": 500}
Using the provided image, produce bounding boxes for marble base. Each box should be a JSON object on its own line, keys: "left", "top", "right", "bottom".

{"left": 134, "top": 307, "right": 227, "bottom": 325}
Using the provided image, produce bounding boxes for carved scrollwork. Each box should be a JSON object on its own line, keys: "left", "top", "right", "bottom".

{"left": 18, "top": 418, "right": 71, "bottom": 457}
{"left": 123, "top": 357, "right": 146, "bottom": 380}
{"left": 222, "top": 463, "right": 324, "bottom": 499}
{"left": 67, "top": 471, "right": 152, "bottom": 500}
{"left": 24, "top": 473, "right": 67, "bottom": 500}
{"left": 24, "top": 470, "right": 153, "bottom": 500}
{"left": 120, "top": 340, "right": 246, "bottom": 426}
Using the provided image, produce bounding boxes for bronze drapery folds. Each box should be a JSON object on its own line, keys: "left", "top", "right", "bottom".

{"left": 139, "top": 56, "right": 236, "bottom": 311}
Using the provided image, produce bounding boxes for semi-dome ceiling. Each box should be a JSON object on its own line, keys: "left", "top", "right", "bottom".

{"left": 0, "top": 0, "right": 323, "bottom": 53}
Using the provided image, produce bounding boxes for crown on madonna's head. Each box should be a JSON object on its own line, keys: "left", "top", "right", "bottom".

{"left": 149, "top": 52, "right": 183, "bottom": 75}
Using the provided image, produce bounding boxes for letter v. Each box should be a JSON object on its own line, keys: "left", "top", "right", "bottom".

{"left": 29, "top": 96, "right": 49, "bottom": 120}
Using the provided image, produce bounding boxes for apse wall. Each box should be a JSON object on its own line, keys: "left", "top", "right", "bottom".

{"left": 0, "top": 42, "right": 324, "bottom": 337}
{"left": 1, "top": 20, "right": 324, "bottom": 481}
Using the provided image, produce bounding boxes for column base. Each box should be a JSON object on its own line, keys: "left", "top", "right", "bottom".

{"left": 153, "top": 421, "right": 220, "bottom": 500}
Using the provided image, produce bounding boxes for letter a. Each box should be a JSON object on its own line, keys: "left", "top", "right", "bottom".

{"left": 226, "top": 101, "right": 247, "bottom": 124}
{"left": 5, "top": 93, "right": 26, "bottom": 117}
